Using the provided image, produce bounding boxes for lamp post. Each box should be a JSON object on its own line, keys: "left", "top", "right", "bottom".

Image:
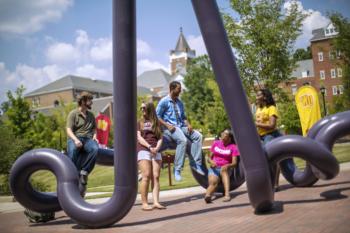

{"left": 320, "top": 86, "right": 327, "bottom": 116}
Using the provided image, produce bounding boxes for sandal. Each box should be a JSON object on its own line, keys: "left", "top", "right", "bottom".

{"left": 142, "top": 205, "right": 154, "bottom": 211}
{"left": 153, "top": 204, "right": 166, "bottom": 210}
{"left": 222, "top": 196, "right": 231, "bottom": 202}
{"left": 204, "top": 195, "right": 212, "bottom": 204}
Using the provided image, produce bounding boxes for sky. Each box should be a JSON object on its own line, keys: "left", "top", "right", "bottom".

{"left": 0, "top": 0, "right": 349, "bottom": 104}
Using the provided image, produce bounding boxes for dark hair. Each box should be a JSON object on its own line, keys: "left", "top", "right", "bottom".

{"left": 140, "top": 102, "right": 162, "bottom": 139}
{"left": 169, "top": 81, "right": 181, "bottom": 91}
{"left": 259, "top": 88, "right": 275, "bottom": 107}
{"left": 77, "top": 91, "right": 93, "bottom": 106}
{"left": 222, "top": 129, "right": 235, "bottom": 144}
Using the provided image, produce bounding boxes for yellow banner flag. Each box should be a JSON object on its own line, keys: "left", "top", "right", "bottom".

{"left": 295, "top": 86, "right": 322, "bottom": 136}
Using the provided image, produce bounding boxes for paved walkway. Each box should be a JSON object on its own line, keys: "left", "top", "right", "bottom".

{"left": 1, "top": 163, "right": 350, "bottom": 233}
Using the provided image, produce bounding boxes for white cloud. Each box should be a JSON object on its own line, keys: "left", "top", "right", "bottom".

{"left": 75, "top": 30, "right": 90, "bottom": 47}
{"left": 188, "top": 35, "right": 207, "bottom": 56}
{"left": 46, "top": 42, "right": 81, "bottom": 64}
{"left": 1, "top": 31, "right": 160, "bottom": 104}
{"left": 0, "top": 62, "right": 69, "bottom": 103}
{"left": 0, "top": 0, "right": 73, "bottom": 35}
{"left": 137, "top": 39, "right": 151, "bottom": 56}
{"left": 137, "top": 59, "right": 168, "bottom": 75}
{"left": 90, "top": 38, "right": 152, "bottom": 61}
{"left": 75, "top": 64, "right": 110, "bottom": 80}
{"left": 90, "top": 38, "right": 112, "bottom": 61}
{"left": 284, "top": 0, "right": 329, "bottom": 49}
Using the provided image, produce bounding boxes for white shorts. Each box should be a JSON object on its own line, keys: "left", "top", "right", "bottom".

{"left": 137, "top": 150, "right": 162, "bottom": 161}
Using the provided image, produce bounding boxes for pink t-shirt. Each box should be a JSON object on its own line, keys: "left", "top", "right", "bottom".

{"left": 210, "top": 140, "right": 240, "bottom": 167}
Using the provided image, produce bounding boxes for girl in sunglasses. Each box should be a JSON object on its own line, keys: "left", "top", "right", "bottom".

{"left": 137, "top": 102, "right": 166, "bottom": 210}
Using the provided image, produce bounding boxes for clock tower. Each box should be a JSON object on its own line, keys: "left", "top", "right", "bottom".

{"left": 169, "top": 28, "right": 196, "bottom": 75}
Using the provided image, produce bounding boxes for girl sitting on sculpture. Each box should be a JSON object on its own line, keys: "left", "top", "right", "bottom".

{"left": 204, "top": 129, "right": 239, "bottom": 203}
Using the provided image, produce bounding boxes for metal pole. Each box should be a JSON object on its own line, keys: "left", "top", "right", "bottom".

{"left": 322, "top": 92, "right": 327, "bottom": 116}
{"left": 191, "top": 0, "right": 273, "bottom": 212}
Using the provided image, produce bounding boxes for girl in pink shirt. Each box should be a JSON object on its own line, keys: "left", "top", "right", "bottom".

{"left": 205, "top": 129, "right": 239, "bottom": 203}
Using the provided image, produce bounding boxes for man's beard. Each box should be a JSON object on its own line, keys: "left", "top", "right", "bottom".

{"left": 86, "top": 104, "right": 92, "bottom": 110}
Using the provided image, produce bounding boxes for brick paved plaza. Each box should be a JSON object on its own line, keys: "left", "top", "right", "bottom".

{"left": 1, "top": 164, "right": 350, "bottom": 233}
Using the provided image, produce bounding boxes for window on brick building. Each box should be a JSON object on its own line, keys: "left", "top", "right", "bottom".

{"left": 291, "top": 84, "right": 297, "bottom": 95}
{"left": 336, "top": 50, "right": 341, "bottom": 59}
{"left": 337, "top": 68, "right": 343, "bottom": 77}
{"left": 301, "top": 71, "right": 309, "bottom": 78}
{"left": 331, "top": 69, "right": 336, "bottom": 78}
{"left": 318, "top": 52, "right": 323, "bottom": 61}
{"left": 320, "top": 70, "right": 325, "bottom": 79}
{"left": 339, "top": 85, "right": 344, "bottom": 94}
{"left": 332, "top": 86, "right": 338, "bottom": 95}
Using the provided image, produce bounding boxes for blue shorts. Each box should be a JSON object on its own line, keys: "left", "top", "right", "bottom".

{"left": 208, "top": 166, "right": 232, "bottom": 177}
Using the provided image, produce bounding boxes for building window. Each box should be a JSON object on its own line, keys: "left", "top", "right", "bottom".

{"left": 338, "top": 85, "right": 344, "bottom": 95}
{"left": 54, "top": 100, "right": 60, "bottom": 107}
{"left": 301, "top": 70, "right": 310, "bottom": 78}
{"left": 318, "top": 52, "right": 323, "bottom": 62}
{"left": 329, "top": 51, "right": 335, "bottom": 60}
{"left": 32, "top": 97, "right": 40, "bottom": 107}
{"left": 336, "top": 50, "right": 341, "bottom": 59}
{"left": 291, "top": 84, "right": 297, "bottom": 95}
{"left": 332, "top": 86, "right": 338, "bottom": 95}
{"left": 320, "top": 70, "right": 325, "bottom": 79}
{"left": 337, "top": 68, "right": 343, "bottom": 77}
{"left": 331, "top": 69, "right": 336, "bottom": 78}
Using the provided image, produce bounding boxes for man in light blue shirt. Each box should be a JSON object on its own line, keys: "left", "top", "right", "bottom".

{"left": 156, "top": 81, "right": 204, "bottom": 181}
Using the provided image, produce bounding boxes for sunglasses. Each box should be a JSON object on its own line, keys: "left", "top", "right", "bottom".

{"left": 140, "top": 106, "right": 146, "bottom": 111}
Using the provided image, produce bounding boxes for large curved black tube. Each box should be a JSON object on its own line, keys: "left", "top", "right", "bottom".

{"left": 9, "top": 0, "right": 347, "bottom": 226}
{"left": 278, "top": 111, "right": 350, "bottom": 186}
{"left": 10, "top": 0, "right": 137, "bottom": 227}
{"left": 191, "top": 0, "right": 273, "bottom": 212}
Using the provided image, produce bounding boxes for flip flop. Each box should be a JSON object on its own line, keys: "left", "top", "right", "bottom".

{"left": 204, "top": 195, "right": 212, "bottom": 204}
{"left": 142, "top": 205, "right": 153, "bottom": 211}
{"left": 153, "top": 204, "right": 166, "bottom": 210}
{"left": 222, "top": 196, "right": 231, "bottom": 202}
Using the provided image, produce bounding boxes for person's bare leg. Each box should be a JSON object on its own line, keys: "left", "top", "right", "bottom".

{"left": 221, "top": 169, "right": 231, "bottom": 201}
{"left": 139, "top": 160, "right": 153, "bottom": 210}
{"left": 275, "top": 164, "right": 281, "bottom": 191}
{"left": 205, "top": 175, "right": 219, "bottom": 203}
{"left": 152, "top": 159, "right": 165, "bottom": 209}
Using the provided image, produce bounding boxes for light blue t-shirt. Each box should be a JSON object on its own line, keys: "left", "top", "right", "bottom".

{"left": 156, "top": 95, "right": 187, "bottom": 127}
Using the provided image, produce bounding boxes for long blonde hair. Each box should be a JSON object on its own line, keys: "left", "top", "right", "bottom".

{"left": 140, "top": 102, "right": 162, "bottom": 139}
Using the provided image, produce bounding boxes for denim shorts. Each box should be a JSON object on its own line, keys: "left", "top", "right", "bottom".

{"left": 137, "top": 150, "right": 162, "bottom": 161}
{"left": 208, "top": 166, "right": 232, "bottom": 177}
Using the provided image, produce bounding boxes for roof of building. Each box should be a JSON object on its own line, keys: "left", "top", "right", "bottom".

{"left": 291, "top": 59, "right": 314, "bottom": 78}
{"left": 137, "top": 69, "right": 173, "bottom": 89}
{"left": 310, "top": 23, "right": 338, "bottom": 42}
{"left": 170, "top": 28, "right": 195, "bottom": 54}
{"left": 25, "top": 75, "right": 114, "bottom": 97}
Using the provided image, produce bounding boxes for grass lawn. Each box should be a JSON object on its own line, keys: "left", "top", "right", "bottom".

{"left": 18, "top": 142, "right": 350, "bottom": 197}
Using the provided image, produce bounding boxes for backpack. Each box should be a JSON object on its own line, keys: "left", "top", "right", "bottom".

{"left": 24, "top": 209, "right": 55, "bottom": 223}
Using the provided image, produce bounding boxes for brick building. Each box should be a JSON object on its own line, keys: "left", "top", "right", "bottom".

{"left": 285, "top": 23, "right": 344, "bottom": 107}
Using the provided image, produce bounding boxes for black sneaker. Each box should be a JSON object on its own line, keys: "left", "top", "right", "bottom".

{"left": 79, "top": 174, "right": 88, "bottom": 185}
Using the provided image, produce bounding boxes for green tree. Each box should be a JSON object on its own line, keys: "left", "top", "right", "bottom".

{"left": 293, "top": 46, "right": 312, "bottom": 61}
{"left": 205, "top": 80, "right": 231, "bottom": 135}
{"left": 1, "top": 86, "right": 33, "bottom": 138}
{"left": 330, "top": 13, "right": 350, "bottom": 111}
{"left": 223, "top": 0, "right": 307, "bottom": 99}
{"left": 278, "top": 100, "right": 301, "bottom": 134}
{"left": 182, "top": 55, "right": 215, "bottom": 131}
{"left": 0, "top": 124, "right": 31, "bottom": 194}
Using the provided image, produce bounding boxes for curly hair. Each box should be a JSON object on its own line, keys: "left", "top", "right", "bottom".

{"left": 259, "top": 89, "right": 276, "bottom": 107}
{"left": 77, "top": 91, "right": 93, "bottom": 106}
